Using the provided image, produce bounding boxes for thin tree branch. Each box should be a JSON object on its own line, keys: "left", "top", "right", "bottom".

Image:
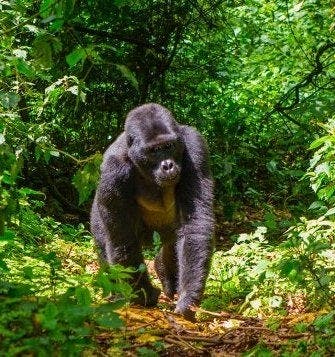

{"left": 70, "top": 24, "right": 163, "bottom": 51}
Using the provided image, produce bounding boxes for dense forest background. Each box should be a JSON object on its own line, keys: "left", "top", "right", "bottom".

{"left": 0, "top": 0, "right": 334, "bottom": 355}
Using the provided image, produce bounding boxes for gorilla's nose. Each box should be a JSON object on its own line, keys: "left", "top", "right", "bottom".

{"left": 161, "top": 159, "right": 175, "bottom": 173}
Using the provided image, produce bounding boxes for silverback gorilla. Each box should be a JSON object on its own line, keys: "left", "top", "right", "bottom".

{"left": 90, "top": 103, "right": 214, "bottom": 319}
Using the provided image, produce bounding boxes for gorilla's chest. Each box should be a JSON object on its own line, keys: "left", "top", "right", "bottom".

{"left": 136, "top": 188, "right": 176, "bottom": 228}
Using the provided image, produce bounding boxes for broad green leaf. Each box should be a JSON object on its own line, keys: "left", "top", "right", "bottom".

{"left": 313, "top": 312, "right": 334, "bottom": 329}
{"left": 15, "top": 58, "right": 35, "bottom": 78}
{"left": 39, "top": 0, "right": 55, "bottom": 18}
{"left": 115, "top": 64, "right": 139, "bottom": 91}
{"left": 309, "top": 136, "right": 335, "bottom": 149}
{"left": 0, "top": 260, "right": 9, "bottom": 272}
{"left": 96, "top": 312, "right": 124, "bottom": 329}
{"left": 75, "top": 287, "right": 92, "bottom": 306}
{"left": 66, "top": 48, "right": 87, "bottom": 67}
{"left": 0, "top": 92, "right": 20, "bottom": 109}
{"left": 18, "top": 188, "right": 43, "bottom": 196}
{"left": 33, "top": 37, "right": 53, "bottom": 68}
{"left": 50, "top": 18, "right": 64, "bottom": 31}
{"left": 50, "top": 150, "right": 60, "bottom": 157}
{"left": 0, "top": 229, "right": 15, "bottom": 241}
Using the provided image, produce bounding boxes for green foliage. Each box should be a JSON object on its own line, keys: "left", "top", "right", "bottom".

{"left": 72, "top": 153, "right": 102, "bottom": 205}
{"left": 207, "top": 214, "right": 335, "bottom": 315}
{"left": 0, "top": 208, "right": 132, "bottom": 354}
{"left": 207, "top": 227, "right": 289, "bottom": 315}
{"left": 280, "top": 214, "right": 335, "bottom": 306}
{"left": 308, "top": 118, "right": 335, "bottom": 206}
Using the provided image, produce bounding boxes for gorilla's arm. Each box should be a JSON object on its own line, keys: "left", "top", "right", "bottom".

{"left": 90, "top": 133, "right": 160, "bottom": 305}
{"left": 91, "top": 134, "right": 135, "bottom": 262}
{"left": 175, "top": 126, "right": 214, "bottom": 315}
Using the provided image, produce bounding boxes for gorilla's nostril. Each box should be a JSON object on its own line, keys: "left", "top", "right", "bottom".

{"left": 162, "top": 160, "right": 174, "bottom": 172}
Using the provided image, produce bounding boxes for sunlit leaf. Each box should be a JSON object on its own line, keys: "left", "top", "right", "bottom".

{"left": 115, "top": 64, "right": 139, "bottom": 91}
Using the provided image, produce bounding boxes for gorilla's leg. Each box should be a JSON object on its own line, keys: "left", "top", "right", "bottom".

{"left": 91, "top": 203, "right": 160, "bottom": 306}
{"left": 175, "top": 234, "right": 212, "bottom": 320}
{"left": 125, "top": 244, "right": 160, "bottom": 307}
{"left": 154, "top": 242, "right": 178, "bottom": 299}
{"left": 132, "top": 228, "right": 161, "bottom": 306}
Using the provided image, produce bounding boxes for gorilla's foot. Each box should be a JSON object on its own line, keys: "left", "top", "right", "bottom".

{"left": 175, "top": 295, "right": 197, "bottom": 321}
{"left": 133, "top": 285, "right": 161, "bottom": 307}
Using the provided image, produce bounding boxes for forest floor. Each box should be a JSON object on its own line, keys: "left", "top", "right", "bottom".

{"left": 96, "top": 297, "right": 318, "bottom": 356}
{"left": 87, "top": 257, "right": 319, "bottom": 356}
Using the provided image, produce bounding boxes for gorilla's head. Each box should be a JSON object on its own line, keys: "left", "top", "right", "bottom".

{"left": 125, "top": 103, "right": 184, "bottom": 187}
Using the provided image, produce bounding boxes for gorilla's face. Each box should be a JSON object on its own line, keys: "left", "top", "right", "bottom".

{"left": 143, "top": 139, "right": 183, "bottom": 187}
{"left": 125, "top": 104, "right": 184, "bottom": 187}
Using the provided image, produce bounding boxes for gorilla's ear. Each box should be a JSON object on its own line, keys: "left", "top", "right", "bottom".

{"left": 127, "top": 135, "right": 134, "bottom": 147}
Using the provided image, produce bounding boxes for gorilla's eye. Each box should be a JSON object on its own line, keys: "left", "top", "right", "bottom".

{"left": 149, "top": 142, "right": 174, "bottom": 154}
{"left": 150, "top": 145, "right": 163, "bottom": 153}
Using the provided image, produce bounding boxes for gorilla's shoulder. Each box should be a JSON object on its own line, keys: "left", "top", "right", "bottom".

{"left": 180, "top": 125, "right": 208, "bottom": 147}
{"left": 99, "top": 132, "right": 133, "bottom": 189}
{"left": 179, "top": 125, "right": 210, "bottom": 168}
{"left": 102, "top": 132, "right": 127, "bottom": 163}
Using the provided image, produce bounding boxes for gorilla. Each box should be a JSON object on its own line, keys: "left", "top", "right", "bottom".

{"left": 90, "top": 103, "right": 214, "bottom": 319}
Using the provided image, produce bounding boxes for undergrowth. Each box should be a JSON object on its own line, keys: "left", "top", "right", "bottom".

{"left": 0, "top": 208, "right": 133, "bottom": 355}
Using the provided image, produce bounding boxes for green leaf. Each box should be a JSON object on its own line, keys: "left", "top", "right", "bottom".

{"left": 309, "top": 136, "right": 334, "bottom": 150}
{"left": 324, "top": 207, "right": 335, "bottom": 217}
{"left": 0, "top": 260, "right": 9, "bottom": 272}
{"left": 39, "top": 0, "right": 55, "bottom": 18}
{"left": 39, "top": 303, "right": 59, "bottom": 330}
{"left": 63, "top": 0, "right": 75, "bottom": 19}
{"left": 72, "top": 153, "right": 102, "bottom": 205}
{"left": 75, "top": 287, "right": 92, "bottom": 306}
{"left": 115, "top": 64, "right": 139, "bottom": 91}
{"left": 23, "top": 266, "right": 34, "bottom": 279}
{"left": 280, "top": 259, "right": 301, "bottom": 278}
{"left": 15, "top": 58, "right": 35, "bottom": 78}
{"left": 50, "top": 19, "right": 64, "bottom": 31}
{"left": 114, "top": 0, "right": 132, "bottom": 7}
{"left": 33, "top": 37, "right": 53, "bottom": 68}
{"left": 96, "top": 312, "right": 124, "bottom": 329}
{"left": 313, "top": 312, "right": 334, "bottom": 329}
{"left": 18, "top": 188, "right": 43, "bottom": 196}
{"left": 50, "top": 150, "right": 60, "bottom": 157}
{"left": 0, "top": 229, "right": 15, "bottom": 241}
{"left": 66, "top": 48, "right": 87, "bottom": 67}
{"left": 0, "top": 92, "right": 20, "bottom": 109}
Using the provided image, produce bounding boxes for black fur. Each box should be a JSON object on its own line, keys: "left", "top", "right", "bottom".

{"left": 90, "top": 103, "right": 214, "bottom": 319}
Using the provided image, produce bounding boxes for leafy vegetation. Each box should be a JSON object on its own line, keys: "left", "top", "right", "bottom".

{"left": 1, "top": 0, "right": 335, "bottom": 355}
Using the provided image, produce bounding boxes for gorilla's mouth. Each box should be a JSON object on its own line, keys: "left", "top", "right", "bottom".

{"left": 157, "top": 172, "right": 180, "bottom": 186}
